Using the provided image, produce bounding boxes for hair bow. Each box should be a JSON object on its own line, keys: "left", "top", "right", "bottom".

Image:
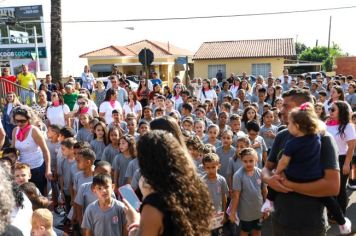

{"left": 299, "top": 102, "right": 309, "bottom": 111}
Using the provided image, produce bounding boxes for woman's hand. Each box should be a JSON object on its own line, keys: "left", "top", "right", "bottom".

{"left": 252, "top": 141, "right": 261, "bottom": 148}
{"left": 123, "top": 198, "right": 141, "bottom": 226}
{"left": 46, "top": 169, "right": 53, "bottom": 180}
{"left": 342, "top": 163, "right": 351, "bottom": 175}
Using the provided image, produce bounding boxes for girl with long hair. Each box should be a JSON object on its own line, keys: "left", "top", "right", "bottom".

{"left": 102, "top": 126, "right": 122, "bottom": 167}
{"left": 314, "top": 102, "right": 327, "bottom": 121}
{"left": 171, "top": 84, "right": 184, "bottom": 110}
{"left": 230, "top": 77, "right": 241, "bottom": 99}
{"left": 113, "top": 134, "right": 136, "bottom": 190}
{"left": 199, "top": 79, "right": 217, "bottom": 106}
{"left": 3, "top": 92, "right": 22, "bottom": 139}
{"left": 46, "top": 91, "right": 70, "bottom": 127}
{"left": 76, "top": 113, "right": 94, "bottom": 143}
{"left": 241, "top": 106, "right": 259, "bottom": 133}
{"left": 265, "top": 86, "right": 277, "bottom": 107}
{"left": 99, "top": 88, "right": 122, "bottom": 124}
{"left": 123, "top": 91, "right": 142, "bottom": 121}
{"left": 137, "top": 79, "right": 150, "bottom": 108}
{"left": 90, "top": 121, "right": 108, "bottom": 164}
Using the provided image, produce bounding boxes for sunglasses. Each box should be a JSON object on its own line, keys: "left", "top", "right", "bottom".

{"left": 77, "top": 102, "right": 85, "bottom": 105}
{"left": 328, "top": 107, "right": 336, "bottom": 112}
{"left": 15, "top": 119, "right": 28, "bottom": 124}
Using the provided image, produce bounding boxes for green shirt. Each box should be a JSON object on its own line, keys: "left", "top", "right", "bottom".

{"left": 63, "top": 93, "right": 78, "bottom": 111}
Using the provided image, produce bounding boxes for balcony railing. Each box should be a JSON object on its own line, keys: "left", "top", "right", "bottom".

{"left": 0, "top": 79, "right": 38, "bottom": 108}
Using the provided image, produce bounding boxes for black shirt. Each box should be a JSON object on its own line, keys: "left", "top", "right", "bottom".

{"left": 268, "top": 129, "right": 339, "bottom": 230}
{"left": 140, "top": 192, "right": 174, "bottom": 236}
{"left": 0, "top": 225, "right": 23, "bottom": 236}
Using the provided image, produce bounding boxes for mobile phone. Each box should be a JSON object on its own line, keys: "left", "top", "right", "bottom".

{"left": 118, "top": 184, "right": 141, "bottom": 211}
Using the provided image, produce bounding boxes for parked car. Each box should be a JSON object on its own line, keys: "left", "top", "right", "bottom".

{"left": 126, "top": 75, "right": 140, "bottom": 84}
{"left": 96, "top": 77, "right": 139, "bottom": 91}
{"left": 302, "top": 71, "right": 326, "bottom": 80}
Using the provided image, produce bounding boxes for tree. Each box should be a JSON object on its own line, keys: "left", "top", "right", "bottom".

{"left": 50, "top": 0, "right": 62, "bottom": 83}
{"left": 295, "top": 42, "right": 307, "bottom": 56}
{"left": 299, "top": 43, "right": 345, "bottom": 72}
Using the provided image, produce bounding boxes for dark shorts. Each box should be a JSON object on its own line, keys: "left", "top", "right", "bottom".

{"left": 240, "top": 219, "right": 262, "bottom": 232}
{"left": 352, "top": 156, "right": 356, "bottom": 164}
{"left": 30, "top": 162, "right": 47, "bottom": 195}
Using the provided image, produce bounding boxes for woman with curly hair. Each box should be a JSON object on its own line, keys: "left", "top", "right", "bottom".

{"left": 326, "top": 101, "right": 356, "bottom": 217}
{"left": 124, "top": 130, "right": 214, "bottom": 236}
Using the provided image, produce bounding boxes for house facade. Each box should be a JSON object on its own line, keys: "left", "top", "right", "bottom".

{"left": 80, "top": 40, "right": 193, "bottom": 87}
{"left": 193, "top": 38, "right": 296, "bottom": 79}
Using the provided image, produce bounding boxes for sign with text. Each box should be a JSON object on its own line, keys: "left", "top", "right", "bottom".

{"left": 0, "top": 5, "right": 43, "bottom": 19}
{"left": 0, "top": 47, "right": 47, "bottom": 59}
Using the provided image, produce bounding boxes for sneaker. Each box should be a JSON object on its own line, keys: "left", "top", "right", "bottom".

{"left": 339, "top": 217, "right": 352, "bottom": 235}
{"left": 261, "top": 199, "right": 275, "bottom": 213}
{"left": 347, "top": 179, "right": 356, "bottom": 190}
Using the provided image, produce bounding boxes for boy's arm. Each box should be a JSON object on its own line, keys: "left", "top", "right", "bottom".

{"left": 83, "top": 229, "right": 93, "bottom": 236}
{"left": 75, "top": 203, "right": 83, "bottom": 225}
{"left": 122, "top": 223, "right": 128, "bottom": 236}
{"left": 262, "top": 186, "right": 268, "bottom": 202}
{"left": 229, "top": 190, "right": 240, "bottom": 223}
{"left": 275, "top": 154, "right": 291, "bottom": 175}
{"left": 114, "top": 170, "right": 119, "bottom": 194}
{"left": 60, "top": 175, "right": 65, "bottom": 199}
{"left": 227, "top": 174, "right": 233, "bottom": 195}
{"left": 262, "top": 151, "right": 268, "bottom": 164}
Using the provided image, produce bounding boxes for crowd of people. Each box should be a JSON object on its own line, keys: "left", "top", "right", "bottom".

{"left": 0, "top": 66, "right": 356, "bottom": 236}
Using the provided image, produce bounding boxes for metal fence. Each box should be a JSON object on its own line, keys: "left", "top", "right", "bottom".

{"left": 0, "top": 79, "right": 37, "bottom": 108}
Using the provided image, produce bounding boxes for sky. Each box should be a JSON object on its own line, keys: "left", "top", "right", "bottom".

{"left": 2, "top": 0, "right": 356, "bottom": 76}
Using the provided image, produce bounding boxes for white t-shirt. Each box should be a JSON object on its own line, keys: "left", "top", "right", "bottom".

{"left": 73, "top": 100, "right": 98, "bottom": 112}
{"left": 326, "top": 123, "right": 356, "bottom": 155}
{"left": 171, "top": 96, "right": 183, "bottom": 110}
{"left": 99, "top": 101, "right": 122, "bottom": 124}
{"left": 11, "top": 193, "right": 33, "bottom": 236}
{"left": 199, "top": 89, "right": 217, "bottom": 103}
{"left": 123, "top": 101, "right": 142, "bottom": 118}
{"left": 47, "top": 104, "right": 70, "bottom": 127}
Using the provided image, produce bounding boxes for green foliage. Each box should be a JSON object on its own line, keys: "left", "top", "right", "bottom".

{"left": 298, "top": 43, "right": 345, "bottom": 72}
{"left": 295, "top": 42, "right": 307, "bottom": 56}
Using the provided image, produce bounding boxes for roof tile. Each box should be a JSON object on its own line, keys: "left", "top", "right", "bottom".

{"left": 193, "top": 38, "right": 296, "bottom": 60}
{"left": 80, "top": 40, "right": 193, "bottom": 58}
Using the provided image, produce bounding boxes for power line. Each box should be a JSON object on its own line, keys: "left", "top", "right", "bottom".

{"left": 26, "top": 5, "right": 356, "bottom": 24}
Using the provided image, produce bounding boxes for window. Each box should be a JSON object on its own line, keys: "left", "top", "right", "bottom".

{"left": 252, "top": 63, "right": 271, "bottom": 78}
{"left": 208, "top": 64, "right": 226, "bottom": 79}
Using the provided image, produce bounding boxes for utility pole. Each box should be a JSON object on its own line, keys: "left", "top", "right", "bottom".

{"left": 327, "top": 16, "right": 332, "bottom": 54}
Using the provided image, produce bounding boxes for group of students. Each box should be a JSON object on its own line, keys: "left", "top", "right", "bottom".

{"left": 1, "top": 69, "right": 356, "bottom": 236}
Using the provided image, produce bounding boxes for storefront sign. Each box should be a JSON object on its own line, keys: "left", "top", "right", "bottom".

{"left": 0, "top": 5, "right": 43, "bottom": 19}
{"left": 0, "top": 47, "right": 47, "bottom": 59}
